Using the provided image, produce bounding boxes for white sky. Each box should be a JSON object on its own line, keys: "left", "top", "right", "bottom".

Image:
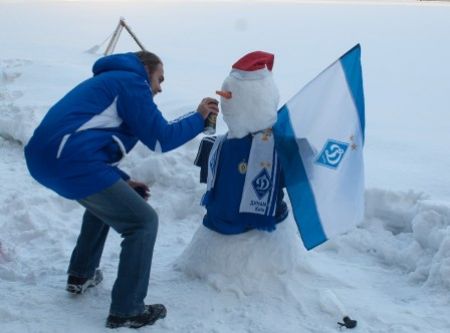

{"left": 0, "top": 0, "right": 438, "bottom": 3}
{"left": 2, "top": 0, "right": 450, "bottom": 8}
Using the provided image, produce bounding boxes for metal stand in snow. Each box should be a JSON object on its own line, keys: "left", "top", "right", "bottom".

{"left": 104, "top": 17, "right": 146, "bottom": 55}
{"left": 86, "top": 17, "right": 146, "bottom": 55}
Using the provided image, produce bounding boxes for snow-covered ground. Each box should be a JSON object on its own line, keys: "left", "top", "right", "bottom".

{"left": 1, "top": 1, "right": 450, "bottom": 332}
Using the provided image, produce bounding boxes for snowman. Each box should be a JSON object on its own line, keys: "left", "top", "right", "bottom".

{"left": 175, "top": 51, "right": 307, "bottom": 295}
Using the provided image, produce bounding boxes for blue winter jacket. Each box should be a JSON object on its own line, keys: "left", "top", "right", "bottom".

{"left": 25, "top": 53, "right": 204, "bottom": 199}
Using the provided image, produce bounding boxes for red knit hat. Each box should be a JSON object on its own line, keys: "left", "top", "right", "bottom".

{"left": 216, "top": 51, "right": 275, "bottom": 99}
{"left": 232, "top": 51, "right": 274, "bottom": 72}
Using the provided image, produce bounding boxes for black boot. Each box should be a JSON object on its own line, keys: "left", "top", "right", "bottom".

{"left": 106, "top": 304, "right": 167, "bottom": 329}
{"left": 66, "top": 269, "right": 103, "bottom": 294}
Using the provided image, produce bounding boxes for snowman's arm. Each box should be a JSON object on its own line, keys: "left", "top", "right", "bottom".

{"left": 194, "top": 136, "right": 217, "bottom": 183}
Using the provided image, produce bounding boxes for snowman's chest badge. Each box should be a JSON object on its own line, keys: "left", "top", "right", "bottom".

{"left": 238, "top": 160, "right": 247, "bottom": 174}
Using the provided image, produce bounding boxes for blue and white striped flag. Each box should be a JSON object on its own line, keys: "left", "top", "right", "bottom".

{"left": 273, "top": 44, "right": 365, "bottom": 250}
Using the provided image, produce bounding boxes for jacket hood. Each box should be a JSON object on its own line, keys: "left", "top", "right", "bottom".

{"left": 92, "top": 52, "right": 148, "bottom": 79}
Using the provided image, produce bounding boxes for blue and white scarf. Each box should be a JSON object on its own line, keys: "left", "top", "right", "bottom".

{"left": 202, "top": 129, "right": 279, "bottom": 217}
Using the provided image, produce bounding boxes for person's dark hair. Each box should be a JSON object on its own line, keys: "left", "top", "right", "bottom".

{"left": 135, "top": 51, "right": 162, "bottom": 76}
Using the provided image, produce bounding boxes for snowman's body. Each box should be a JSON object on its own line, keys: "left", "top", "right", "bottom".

{"left": 194, "top": 133, "right": 288, "bottom": 234}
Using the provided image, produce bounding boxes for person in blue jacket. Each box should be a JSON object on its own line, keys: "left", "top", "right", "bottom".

{"left": 24, "top": 51, "right": 219, "bottom": 329}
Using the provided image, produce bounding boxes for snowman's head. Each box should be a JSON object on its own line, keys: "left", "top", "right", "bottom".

{"left": 218, "top": 51, "right": 280, "bottom": 139}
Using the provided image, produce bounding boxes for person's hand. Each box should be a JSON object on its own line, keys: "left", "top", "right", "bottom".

{"left": 127, "top": 180, "right": 150, "bottom": 201}
{"left": 197, "top": 98, "right": 219, "bottom": 119}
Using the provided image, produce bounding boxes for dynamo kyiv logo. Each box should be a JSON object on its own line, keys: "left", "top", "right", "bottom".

{"left": 252, "top": 169, "right": 272, "bottom": 199}
{"left": 315, "top": 139, "right": 349, "bottom": 169}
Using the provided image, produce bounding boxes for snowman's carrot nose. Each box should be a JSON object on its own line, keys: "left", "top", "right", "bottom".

{"left": 216, "top": 90, "right": 232, "bottom": 99}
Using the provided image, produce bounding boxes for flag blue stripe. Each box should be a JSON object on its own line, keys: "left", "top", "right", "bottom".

{"left": 273, "top": 106, "right": 327, "bottom": 250}
{"left": 265, "top": 147, "right": 277, "bottom": 216}
{"left": 269, "top": 148, "right": 280, "bottom": 216}
{"left": 340, "top": 44, "right": 365, "bottom": 142}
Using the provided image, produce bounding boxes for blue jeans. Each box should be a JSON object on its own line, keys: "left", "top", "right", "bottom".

{"left": 67, "top": 180, "right": 158, "bottom": 317}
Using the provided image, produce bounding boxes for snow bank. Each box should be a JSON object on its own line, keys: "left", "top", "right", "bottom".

{"left": 0, "top": 138, "right": 79, "bottom": 282}
{"left": 1, "top": 59, "right": 35, "bottom": 145}
{"left": 336, "top": 189, "right": 450, "bottom": 289}
{"left": 0, "top": 58, "right": 92, "bottom": 146}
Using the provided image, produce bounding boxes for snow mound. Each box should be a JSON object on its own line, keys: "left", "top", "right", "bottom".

{"left": 340, "top": 189, "right": 450, "bottom": 289}
{"left": 0, "top": 59, "right": 48, "bottom": 145}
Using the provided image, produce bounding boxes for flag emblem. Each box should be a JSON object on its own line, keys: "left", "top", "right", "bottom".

{"left": 252, "top": 169, "right": 272, "bottom": 199}
{"left": 315, "top": 139, "right": 349, "bottom": 169}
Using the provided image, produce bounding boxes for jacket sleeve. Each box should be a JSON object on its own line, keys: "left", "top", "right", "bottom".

{"left": 117, "top": 79, "right": 205, "bottom": 153}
